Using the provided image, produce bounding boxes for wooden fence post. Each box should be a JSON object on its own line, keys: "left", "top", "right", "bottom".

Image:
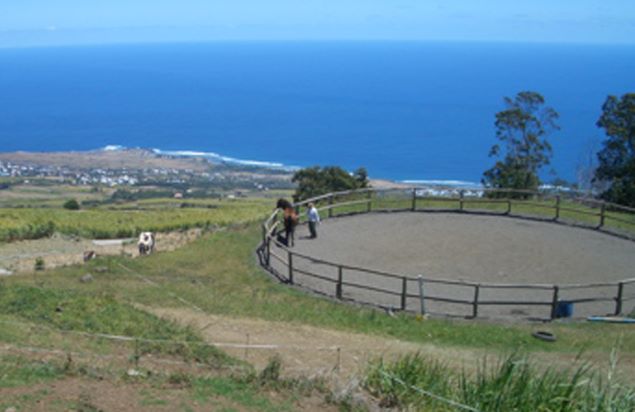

{"left": 614, "top": 282, "right": 624, "bottom": 316}
{"left": 599, "top": 202, "right": 606, "bottom": 228}
{"left": 328, "top": 195, "right": 334, "bottom": 218}
{"left": 554, "top": 195, "right": 561, "bottom": 221}
{"left": 336, "top": 266, "right": 343, "bottom": 299}
{"left": 550, "top": 285, "right": 559, "bottom": 320}
{"left": 411, "top": 188, "right": 417, "bottom": 211}
{"left": 459, "top": 190, "right": 465, "bottom": 211}
{"left": 417, "top": 275, "right": 426, "bottom": 315}
{"left": 265, "top": 237, "right": 271, "bottom": 266}
{"left": 401, "top": 277, "right": 407, "bottom": 311}
{"left": 472, "top": 285, "right": 480, "bottom": 318}
{"left": 287, "top": 251, "right": 294, "bottom": 284}
{"left": 367, "top": 190, "right": 373, "bottom": 213}
{"left": 506, "top": 199, "right": 512, "bottom": 215}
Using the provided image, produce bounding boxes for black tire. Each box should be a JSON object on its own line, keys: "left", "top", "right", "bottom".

{"left": 532, "top": 331, "right": 556, "bottom": 342}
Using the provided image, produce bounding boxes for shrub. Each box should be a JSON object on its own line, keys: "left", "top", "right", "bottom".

{"left": 259, "top": 355, "right": 282, "bottom": 385}
{"left": 34, "top": 257, "right": 45, "bottom": 271}
{"left": 63, "top": 199, "right": 80, "bottom": 210}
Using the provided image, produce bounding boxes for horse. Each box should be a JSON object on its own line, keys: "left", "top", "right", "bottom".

{"left": 276, "top": 198, "right": 298, "bottom": 247}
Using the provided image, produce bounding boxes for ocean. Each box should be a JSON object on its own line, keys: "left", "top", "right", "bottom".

{"left": 1, "top": 41, "right": 634, "bottom": 184}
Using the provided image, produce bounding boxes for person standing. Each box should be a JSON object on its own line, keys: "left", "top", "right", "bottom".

{"left": 307, "top": 202, "right": 320, "bottom": 239}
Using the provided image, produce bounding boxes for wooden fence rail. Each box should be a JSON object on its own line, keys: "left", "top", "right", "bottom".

{"left": 258, "top": 187, "right": 635, "bottom": 320}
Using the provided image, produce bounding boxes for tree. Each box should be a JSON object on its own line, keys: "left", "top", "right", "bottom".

{"left": 594, "top": 93, "right": 635, "bottom": 206}
{"left": 353, "top": 167, "right": 368, "bottom": 187}
{"left": 482, "top": 91, "right": 560, "bottom": 195}
{"left": 291, "top": 166, "right": 369, "bottom": 201}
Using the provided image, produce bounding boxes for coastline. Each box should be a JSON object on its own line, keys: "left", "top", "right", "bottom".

{"left": 0, "top": 145, "right": 484, "bottom": 188}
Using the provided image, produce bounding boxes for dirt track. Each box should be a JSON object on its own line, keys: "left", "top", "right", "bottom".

{"left": 270, "top": 212, "right": 635, "bottom": 319}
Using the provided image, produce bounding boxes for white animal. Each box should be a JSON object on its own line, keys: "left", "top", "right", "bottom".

{"left": 137, "top": 232, "right": 155, "bottom": 255}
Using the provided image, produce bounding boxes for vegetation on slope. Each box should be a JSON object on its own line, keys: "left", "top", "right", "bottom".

{"left": 0, "top": 198, "right": 271, "bottom": 241}
{"left": 366, "top": 353, "right": 635, "bottom": 411}
{"left": 1, "top": 196, "right": 634, "bottom": 410}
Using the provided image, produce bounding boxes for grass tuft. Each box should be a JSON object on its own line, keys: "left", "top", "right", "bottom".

{"left": 366, "top": 353, "right": 635, "bottom": 411}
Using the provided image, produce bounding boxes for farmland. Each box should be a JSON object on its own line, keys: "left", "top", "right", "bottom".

{"left": 0, "top": 198, "right": 272, "bottom": 241}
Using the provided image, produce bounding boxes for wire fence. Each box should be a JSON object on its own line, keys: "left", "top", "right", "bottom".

{"left": 0, "top": 317, "right": 344, "bottom": 376}
{"left": 258, "top": 187, "right": 635, "bottom": 321}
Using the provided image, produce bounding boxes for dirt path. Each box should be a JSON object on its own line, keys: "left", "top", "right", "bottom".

{"left": 147, "top": 307, "right": 635, "bottom": 387}
{"left": 148, "top": 307, "right": 486, "bottom": 379}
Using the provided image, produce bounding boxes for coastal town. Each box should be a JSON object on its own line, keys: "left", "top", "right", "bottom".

{"left": 0, "top": 148, "right": 294, "bottom": 191}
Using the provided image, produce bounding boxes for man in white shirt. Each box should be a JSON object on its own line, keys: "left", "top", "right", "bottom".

{"left": 307, "top": 202, "right": 320, "bottom": 239}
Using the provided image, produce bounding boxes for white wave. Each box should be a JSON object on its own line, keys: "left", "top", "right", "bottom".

{"left": 102, "top": 145, "right": 126, "bottom": 151}
{"left": 151, "top": 148, "right": 299, "bottom": 171}
{"left": 401, "top": 179, "right": 482, "bottom": 188}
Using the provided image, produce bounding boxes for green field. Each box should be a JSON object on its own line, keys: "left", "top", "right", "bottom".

{"left": 0, "top": 197, "right": 272, "bottom": 241}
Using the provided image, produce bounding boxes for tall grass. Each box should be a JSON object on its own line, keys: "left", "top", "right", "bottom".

{"left": 366, "top": 353, "right": 635, "bottom": 411}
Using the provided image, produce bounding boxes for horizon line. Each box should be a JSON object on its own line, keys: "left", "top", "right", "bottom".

{"left": 3, "top": 37, "right": 635, "bottom": 51}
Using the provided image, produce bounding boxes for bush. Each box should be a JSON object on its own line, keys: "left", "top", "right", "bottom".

{"left": 63, "top": 199, "right": 80, "bottom": 210}
{"left": 34, "top": 257, "right": 45, "bottom": 271}
{"left": 259, "top": 355, "right": 282, "bottom": 385}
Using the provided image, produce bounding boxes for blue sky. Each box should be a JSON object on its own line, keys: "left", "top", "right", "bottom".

{"left": 2, "top": 0, "right": 635, "bottom": 47}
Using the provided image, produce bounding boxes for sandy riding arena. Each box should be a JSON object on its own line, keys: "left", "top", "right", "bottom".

{"left": 269, "top": 212, "right": 635, "bottom": 320}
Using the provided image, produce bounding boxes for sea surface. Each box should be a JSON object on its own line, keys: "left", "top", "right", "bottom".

{"left": 1, "top": 41, "right": 634, "bottom": 184}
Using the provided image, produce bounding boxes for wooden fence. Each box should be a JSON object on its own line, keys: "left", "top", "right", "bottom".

{"left": 257, "top": 187, "right": 635, "bottom": 320}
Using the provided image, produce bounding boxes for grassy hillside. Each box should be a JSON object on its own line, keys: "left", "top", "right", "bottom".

{"left": 1, "top": 197, "right": 634, "bottom": 410}
{"left": 5, "top": 222, "right": 633, "bottom": 356}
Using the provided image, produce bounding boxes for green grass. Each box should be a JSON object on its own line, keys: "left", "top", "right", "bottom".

{"left": 0, "top": 283, "right": 234, "bottom": 365}
{"left": 365, "top": 353, "right": 635, "bottom": 411}
{"left": 0, "top": 352, "right": 308, "bottom": 412}
{"left": 0, "top": 197, "right": 270, "bottom": 241}
{"left": 9, "top": 223, "right": 633, "bottom": 357}
{"left": 1, "top": 195, "right": 634, "bottom": 409}
{"left": 192, "top": 377, "right": 295, "bottom": 412}
{"left": 0, "top": 355, "right": 65, "bottom": 388}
